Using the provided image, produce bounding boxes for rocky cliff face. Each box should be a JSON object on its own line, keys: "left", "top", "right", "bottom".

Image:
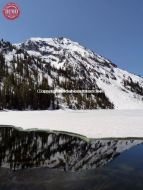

{"left": 0, "top": 126, "right": 142, "bottom": 171}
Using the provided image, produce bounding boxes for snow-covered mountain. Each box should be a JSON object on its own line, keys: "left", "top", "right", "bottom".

{"left": 0, "top": 37, "right": 143, "bottom": 110}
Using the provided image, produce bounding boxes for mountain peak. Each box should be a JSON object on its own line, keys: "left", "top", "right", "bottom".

{"left": 0, "top": 37, "right": 142, "bottom": 110}
{"left": 27, "top": 37, "right": 78, "bottom": 45}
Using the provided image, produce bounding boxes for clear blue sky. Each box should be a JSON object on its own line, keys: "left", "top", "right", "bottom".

{"left": 0, "top": 0, "right": 143, "bottom": 76}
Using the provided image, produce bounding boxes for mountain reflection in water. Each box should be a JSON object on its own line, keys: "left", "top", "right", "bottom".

{"left": 0, "top": 126, "right": 142, "bottom": 171}
{"left": 0, "top": 144, "right": 143, "bottom": 190}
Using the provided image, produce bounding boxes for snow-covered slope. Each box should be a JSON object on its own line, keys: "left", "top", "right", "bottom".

{"left": 0, "top": 37, "right": 143, "bottom": 110}
{"left": 0, "top": 110, "right": 143, "bottom": 138}
{"left": 19, "top": 37, "right": 143, "bottom": 109}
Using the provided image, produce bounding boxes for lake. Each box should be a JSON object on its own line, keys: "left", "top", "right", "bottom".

{"left": 0, "top": 143, "right": 143, "bottom": 190}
